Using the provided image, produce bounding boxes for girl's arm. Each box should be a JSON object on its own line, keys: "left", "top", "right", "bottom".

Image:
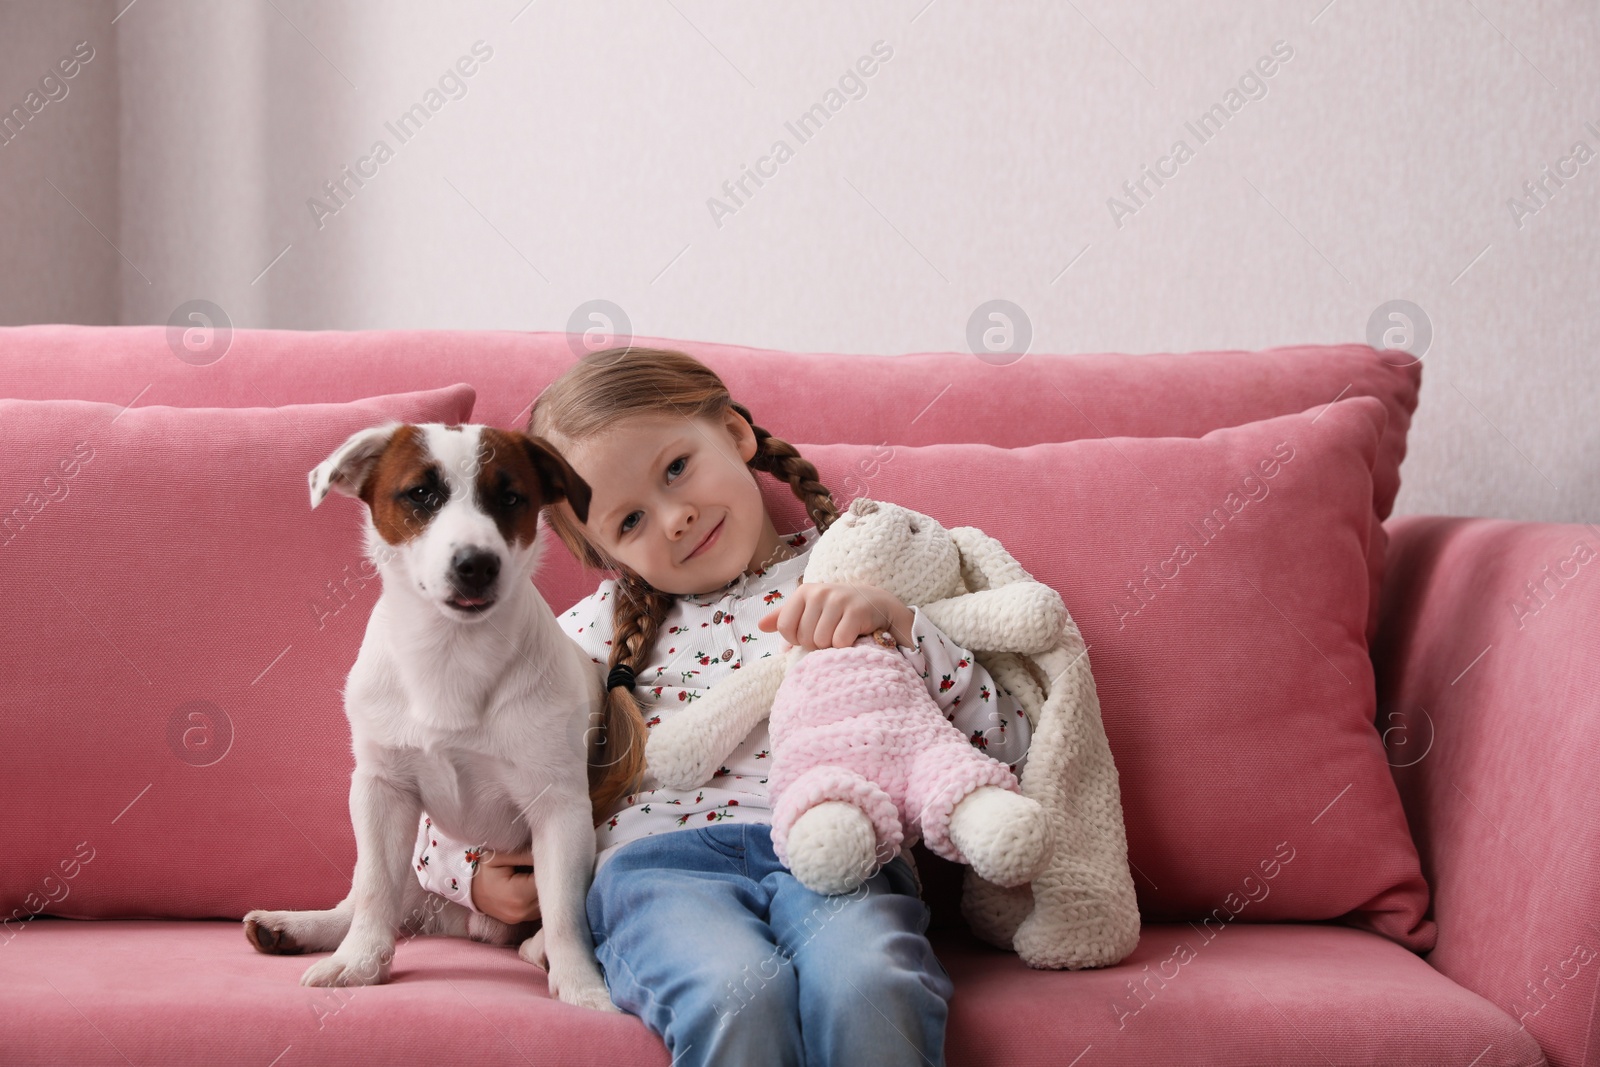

{"left": 414, "top": 813, "right": 541, "bottom": 925}
{"left": 901, "top": 606, "right": 1032, "bottom": 771}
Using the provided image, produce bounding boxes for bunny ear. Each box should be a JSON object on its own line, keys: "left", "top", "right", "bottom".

{"left": 948, "top": 526, "right": 1035, "bottom": 593}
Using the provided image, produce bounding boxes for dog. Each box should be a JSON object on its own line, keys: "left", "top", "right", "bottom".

{"left": 242, "top": 421, "right": 619, "bottom": 1013}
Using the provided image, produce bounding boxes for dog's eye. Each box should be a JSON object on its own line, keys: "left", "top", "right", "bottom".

{"left": 500, "top": 491, "right": 523, "bottom": 508}
{"left": 407, "top": 485, "right": 441, "bottom": 508}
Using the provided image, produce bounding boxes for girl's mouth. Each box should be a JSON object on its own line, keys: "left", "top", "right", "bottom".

{"left": 686, "top": 517, "right": 724, "bottom": 561}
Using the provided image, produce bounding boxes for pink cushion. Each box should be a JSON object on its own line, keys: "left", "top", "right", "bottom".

{"left": 0, "top": 386, "right": 475, "bottom": 921}
{"left": 775, "top": 396, "right": 1434, "bottom": 952}
{"left": 1, "top": 327, "right": 1421, "bottom": 642}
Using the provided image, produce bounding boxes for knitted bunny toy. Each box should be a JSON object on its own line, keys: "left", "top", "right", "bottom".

{"left": 645, "top": 497, "right": 1056, "bottom": 897}
{"left": 914, "top": 515, "right": 1141, "bottom": 971}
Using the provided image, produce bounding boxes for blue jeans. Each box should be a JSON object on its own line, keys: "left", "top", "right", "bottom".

{"left": 586, "top": 822, "right": 954, "bottom": 1067}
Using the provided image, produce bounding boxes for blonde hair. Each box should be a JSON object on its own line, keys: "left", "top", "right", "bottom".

{"left": 528, "top": 346, "right": 840, "bottom": 820}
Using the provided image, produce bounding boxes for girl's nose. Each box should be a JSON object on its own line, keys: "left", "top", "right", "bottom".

{"left": 671, "top": 503, "right": 699, "bottom": 539}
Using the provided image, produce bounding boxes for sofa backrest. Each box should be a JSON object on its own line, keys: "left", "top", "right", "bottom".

{"left": 2, "top": 326, "right": 1420, "bottom": 626}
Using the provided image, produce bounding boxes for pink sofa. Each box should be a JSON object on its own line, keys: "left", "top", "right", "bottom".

{"left": 2, "top": 325, "right": 1593, "bottom": 1066}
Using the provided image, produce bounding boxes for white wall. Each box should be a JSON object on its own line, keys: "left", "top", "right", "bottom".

{"left": 0, "top": 0, "right": 118, "bottom": 325}
{"left": 2, "top": 0, "right": 1596, "bottom": 524}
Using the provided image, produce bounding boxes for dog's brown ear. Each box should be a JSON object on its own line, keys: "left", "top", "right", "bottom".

{"left": 522, "top": 434, "right": 591, "bottom": 524}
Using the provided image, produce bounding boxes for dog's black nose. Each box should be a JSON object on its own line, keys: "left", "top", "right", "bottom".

{"left": 450, "top": 548, "right": 501, "bottom": 595}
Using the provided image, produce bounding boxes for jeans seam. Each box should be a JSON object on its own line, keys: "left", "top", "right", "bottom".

{"left": 595, "top": 935, "right": 680, "bottom": 1047}
{"left": 700, "top": 825, "right": 748, "bottom": 872}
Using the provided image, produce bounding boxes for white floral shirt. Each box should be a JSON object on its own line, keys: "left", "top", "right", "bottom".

{"left": 414, "top": 524, "right": 1031, "bottom": 912}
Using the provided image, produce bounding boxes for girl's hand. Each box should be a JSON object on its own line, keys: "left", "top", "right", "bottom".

{"left": 757, "top": 581, "right": 915, "bottom": 651}
{"left": 470, "top": 846, "right": 540, "bottom": 925}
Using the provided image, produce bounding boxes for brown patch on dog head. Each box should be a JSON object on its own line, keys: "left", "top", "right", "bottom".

{"left": 364, "top": 425, "right": 444, "bottom": 545}
{"left": 475, "top": 429, "right": 591, "bottom": 546}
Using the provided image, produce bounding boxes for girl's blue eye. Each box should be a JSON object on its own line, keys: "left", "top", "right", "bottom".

{"left": 618, "top": 455, "right": 689, "bottom": 535}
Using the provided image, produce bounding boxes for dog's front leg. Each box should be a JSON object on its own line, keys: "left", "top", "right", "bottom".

{"left": 529, "top": 797, "right": 618, "bottom": 1012}
{"left": 300, "top": 770, "right": 421, "bottom": 988}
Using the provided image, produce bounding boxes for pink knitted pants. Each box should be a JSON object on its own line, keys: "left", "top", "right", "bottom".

{"left": 767, "top": 637, "right": 1019, "bottom": 872}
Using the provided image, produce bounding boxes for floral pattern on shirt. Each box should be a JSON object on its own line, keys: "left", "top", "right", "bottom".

{"left": 410, "top": 815, "right": 486, "bottom": 914}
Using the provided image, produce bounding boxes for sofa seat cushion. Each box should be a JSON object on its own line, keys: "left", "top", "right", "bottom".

{"left": 0, "top": 919, "right": 1540, "bottom": 1066}
{"left": 940, "top": 923, "right": 1544, "bottom": 1066}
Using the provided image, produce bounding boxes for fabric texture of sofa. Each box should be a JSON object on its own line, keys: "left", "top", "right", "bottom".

{"left": 1, "top": 325, "right": 1593, "bottom": 1067}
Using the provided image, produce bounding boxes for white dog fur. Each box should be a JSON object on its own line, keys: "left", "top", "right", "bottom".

{"left": 242, "top": 421, "right": 617, "bottom": 1013}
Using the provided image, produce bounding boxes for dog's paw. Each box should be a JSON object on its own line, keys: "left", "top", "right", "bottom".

{"left": 244, "top": 910, "right": 305, "bottom": 955}
{"left": 517, "top": 928, "right": 547, "bottom": 970}
{"left": 243, "top": 905, "right": 352, "bottom": 955}
{"left": 299, "top": 947, "right": 393, "bottom": 988}
{"left": 551, "top": 971, "right": 619, "bottom": 1013}
{"left": 466, "top": 910, "right": 531, "bottom": 946}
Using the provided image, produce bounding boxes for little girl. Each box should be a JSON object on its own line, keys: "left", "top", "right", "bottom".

{"left": 413, "top": 346, "right": 1033, "bottom": 1066}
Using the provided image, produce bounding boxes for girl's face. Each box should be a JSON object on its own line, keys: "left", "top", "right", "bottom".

{"left": 552, "top": 408, "right": 794, "bottom": 596}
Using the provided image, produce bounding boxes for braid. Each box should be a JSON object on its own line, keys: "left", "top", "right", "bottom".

{"left": 609, "top": 571, "right": 675, "bottom": 681}
{"left": 587, "top": 571, "right": 664, "bottom": 816}
{"left": 729, "top": 401, "right": 840, "bottom": 536}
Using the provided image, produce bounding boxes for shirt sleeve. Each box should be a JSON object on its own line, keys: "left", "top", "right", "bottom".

{"left": 900, "top": 604, "right": 1032, "bottom": 774}
{"left": 412, "top": 811, "right": 488, "bottom": 914}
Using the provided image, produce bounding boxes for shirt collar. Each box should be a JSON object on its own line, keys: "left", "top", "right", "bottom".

{"left": 691, "top": 523, "right": 818, "bottom": 599}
